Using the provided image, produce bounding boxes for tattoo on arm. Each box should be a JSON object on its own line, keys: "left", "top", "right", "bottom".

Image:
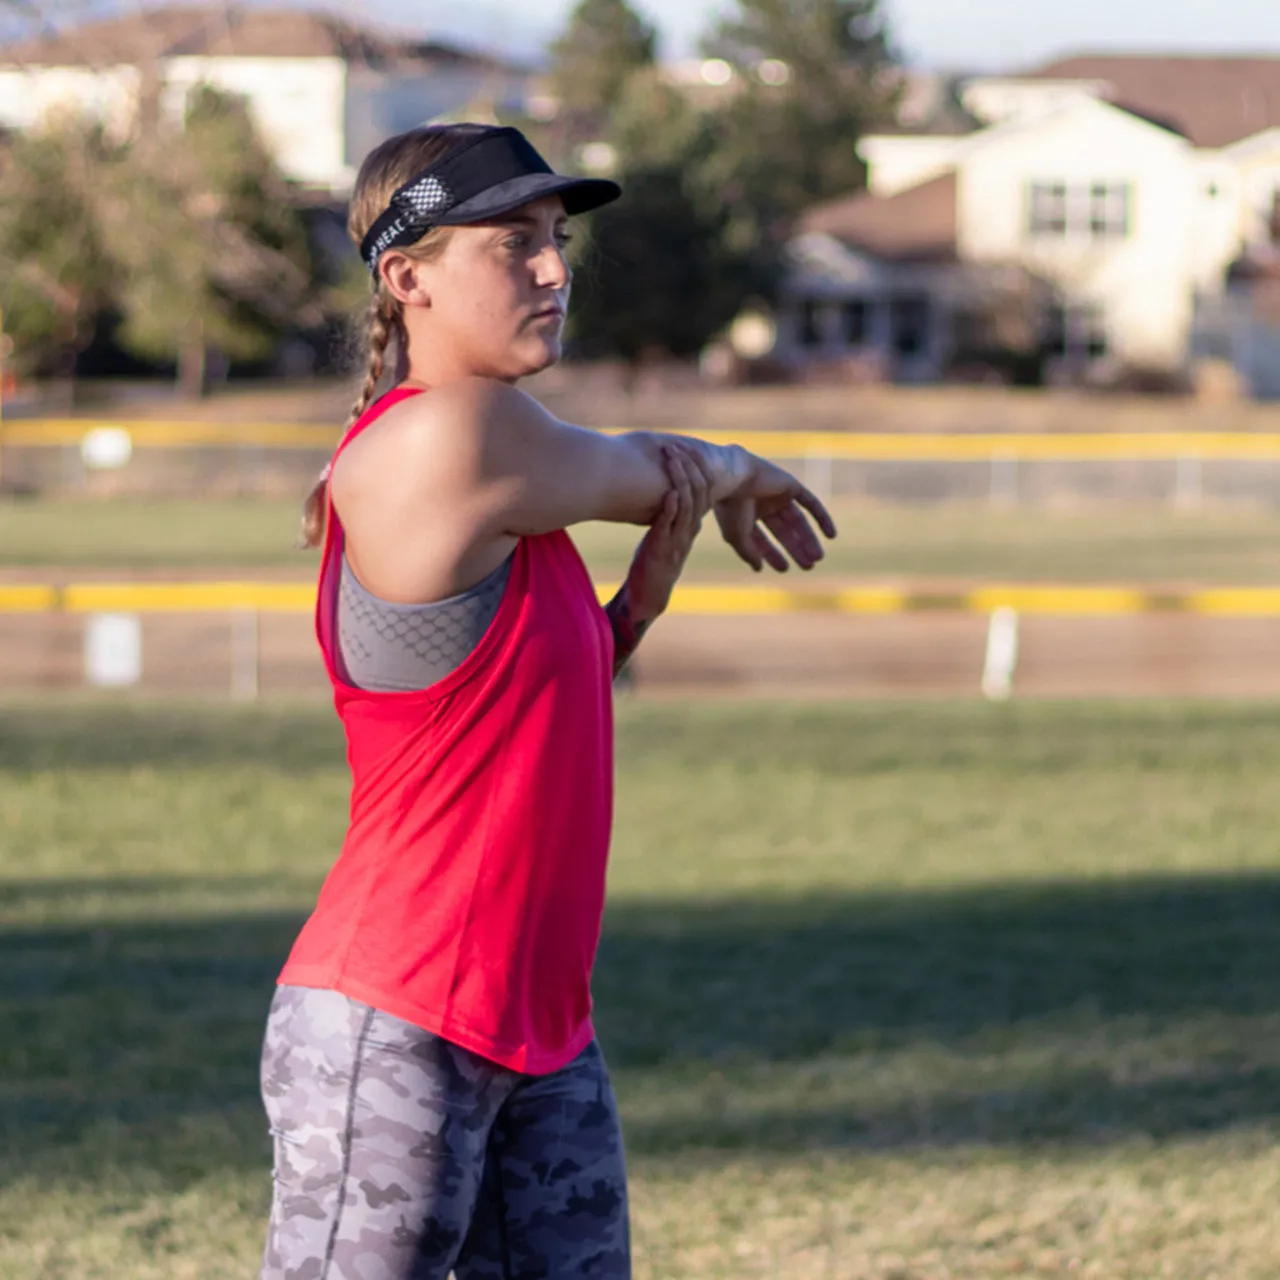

{"left": 606, "top": 585, "right": 652, "bottom": 680}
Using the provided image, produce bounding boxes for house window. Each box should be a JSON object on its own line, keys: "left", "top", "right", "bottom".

{"left": 890, "top": 295, "right": 931, "bottom": 357}
{"left": 1089, "top": 183, "right": 1130, "bottom": 237}
{"left": 1028, "top": 181, "right": 1132, "bottom": 240}
{"left": 842, "top": 300, "right": 868, "bottom": 346}
{"left": 1029, "top": 182, "right": 1068, "bottom": 236}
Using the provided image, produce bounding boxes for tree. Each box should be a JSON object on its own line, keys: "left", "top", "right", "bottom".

{"left": 100, "top": 86, "right": 318, "bottom": 397}
{"left": 702, "top": 0, "right": 899, "bottom": 251}
{"left": 567, "top": 163, "right": 754, "bottom": 380}
{"left": 547, "top": 0, "right": 657, "bottom": 150}
{"left": 0, "top": 116, "right": 119, "bottom": 390}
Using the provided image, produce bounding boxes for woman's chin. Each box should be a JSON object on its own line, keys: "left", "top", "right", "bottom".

{"left": 517, "top": 335, "right": 564, "bottom": 376}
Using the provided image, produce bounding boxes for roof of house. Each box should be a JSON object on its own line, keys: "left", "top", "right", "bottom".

{"left": 878, "top": 70, "right": 982, "bottom": 138}
{"left": 1028, "top": 55, "right": 1280, "bottom": 148}
{"left": 0, "top": 5, "right": 491, "bottom": 69}
{"left": 798, "top": 171, "right": 958, "bottom": 264}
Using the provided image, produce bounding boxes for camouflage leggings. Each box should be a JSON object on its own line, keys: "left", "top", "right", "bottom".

{"left": 259, "top": 985, "right": 630, "bottom": 1280}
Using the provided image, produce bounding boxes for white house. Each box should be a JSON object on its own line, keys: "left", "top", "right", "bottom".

{"left": 0, "top": 6, "right": 533, "bottom": 195}
{"left": 781, "top": 56, "right": 1280, "bottom": 393}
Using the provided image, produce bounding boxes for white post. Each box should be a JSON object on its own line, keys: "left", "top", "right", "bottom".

{"left": 84, "top": 613, "right": 142, "bottom": 688}
{"left": 982, "top": 607, "right": 1019, "bottom": 700}
{"left": 990, "top": 451, "right": 1018, "bottom": 506}
{"left": 1174, "top": 454, "right": 1203, "bottom": 510}
{"left": 803, "top": 450, "right": 833, "bottom": 503}
{"left": 230, "top": 608, "right": 260, "bottom": 700}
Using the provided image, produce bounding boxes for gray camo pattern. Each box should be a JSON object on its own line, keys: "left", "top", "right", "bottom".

{"left": 259, "top": 985, "right": 630, "bottom": 1280}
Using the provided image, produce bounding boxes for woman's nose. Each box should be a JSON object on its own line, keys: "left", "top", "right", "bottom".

{"left": 538, "top": 244, "right": 572, "bottom": 290}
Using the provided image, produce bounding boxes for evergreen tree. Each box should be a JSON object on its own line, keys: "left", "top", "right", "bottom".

{"left": 547, "top": 0, "right": 657, "bottom": 150}
{"left": 702, "top": 0, "right": 899, "bottom": 249}
{"left": 549, "top": 0, "right": 657, "bottom": 118}
{"left": 568, "top": 163, "right": 752, "bottom": 378}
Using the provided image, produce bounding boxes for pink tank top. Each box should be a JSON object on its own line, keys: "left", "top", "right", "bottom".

{"left": 278, "top": 387, "right": 616, "bottom": 1074}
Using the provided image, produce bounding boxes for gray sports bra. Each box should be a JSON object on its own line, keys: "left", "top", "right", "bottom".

{"left": 336, "top": 552, "right": 513, "bottom": 692}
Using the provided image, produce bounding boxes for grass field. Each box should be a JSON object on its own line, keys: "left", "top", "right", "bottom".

{"left": 3, "top": 699, "right": 1280, "bottom": 1277}
{"left": 3, "top": 496, "right": 1280, "bottom": 583}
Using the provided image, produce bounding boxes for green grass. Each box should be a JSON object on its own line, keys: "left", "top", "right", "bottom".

{"left": 0, "top": 498, "right": 306, "bottom": 569}
{"left": 3, "top": 496, "right": 1280, "bottom": 583}
{"left": 4, "top": 700, "right": 1280, "bottom": 1276}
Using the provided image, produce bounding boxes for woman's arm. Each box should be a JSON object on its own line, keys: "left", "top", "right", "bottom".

{"left": 333, "top": 378, "right": 835, "bottom": 600}
{"left": 426, "top": 379, "right": 834, "bottom": 567}
{"left": 455, "top": 379, "right": 757, "bottom": 527}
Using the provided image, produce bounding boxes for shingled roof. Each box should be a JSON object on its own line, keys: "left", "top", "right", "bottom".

{"left": 0, "top": 5, "right": 483, "bottom": 68}
{"left": 1029, "top": 55, "right": 1280, "bottom": 148}
{"left": 799, "top": 171, "right": 958, "bottom": 264}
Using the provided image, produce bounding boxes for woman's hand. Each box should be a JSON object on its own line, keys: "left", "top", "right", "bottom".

{"left": 667, "top": 440, "right": 837, "bottom": 573}
{"left": 606, "top": 446, "right": 712, "bottom": 680}
{"left": 625, "top": 445, "right": 714, "bottom": 622}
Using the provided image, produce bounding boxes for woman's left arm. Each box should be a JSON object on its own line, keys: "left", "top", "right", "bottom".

{"left": 607, "top": 446, "right": 711, "bottom": 679}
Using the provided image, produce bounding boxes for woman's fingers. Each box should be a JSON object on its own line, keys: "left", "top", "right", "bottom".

{"left": 659, "top": 448, "right": 687, "bottom": 533}
{"left": 672, "top": 462, "right": 701, "bottom": 545}
{"left": 753, "top": 527, "right": 790, "bottom": 573}
{"left": 667, "top": 450, "right": 699, "bottom": 539}
{"left": 765, "top": 505, "right": 824, "bottom": 569}
{"left": 717, "top": 502, "right": 763, "bottom": 571}
{"left": 668, "top": 438, "right": 717, "bottom": 496}
{"left": 678, "top": 464, "right": 711, "bottom": 548}
{"left": 685, "top": 448, "right": 712, "bottom": 522}
{"left": 659, "top": 487, "right": 679, "bottom": 531}
{"left": 793, "top": 484, "right": 837, "bottom": 540}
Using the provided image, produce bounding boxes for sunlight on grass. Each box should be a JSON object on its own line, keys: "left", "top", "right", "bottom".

{"left": 3, "top": 701, "right": 1280, "bottom": 1276}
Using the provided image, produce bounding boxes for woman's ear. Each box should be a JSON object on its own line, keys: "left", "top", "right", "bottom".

{"left": 380, "top": 254, "right": 431, "bottom": 308}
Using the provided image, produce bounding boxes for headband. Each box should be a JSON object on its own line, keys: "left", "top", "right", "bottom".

{"left": 359, "top": 127, "right": 621, "bottom": 276}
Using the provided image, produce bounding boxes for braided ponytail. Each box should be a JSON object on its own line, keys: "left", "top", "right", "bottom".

{"left": 347, "top": 290, "right": 401, "bottom": 427}
{"left": 299, "top": 122, "right": 487, "bottom": 551}
{"left": 299, "top": 291, "right": 403, "bottom": 548}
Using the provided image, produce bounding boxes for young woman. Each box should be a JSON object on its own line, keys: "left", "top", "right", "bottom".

{"left": 260, "top": 122, "right": 836, "bottom": 1280}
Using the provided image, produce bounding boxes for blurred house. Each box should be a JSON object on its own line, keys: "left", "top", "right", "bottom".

{"left": 0, "top": 5, "right": 534, "bottom": 196}
{"left": 780, "top": 56, "right": 1280, "bottom": 394}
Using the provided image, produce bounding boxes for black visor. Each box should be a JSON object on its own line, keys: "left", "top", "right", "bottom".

{"left": 360, "top": 127, "right": 621, "bottom": 275}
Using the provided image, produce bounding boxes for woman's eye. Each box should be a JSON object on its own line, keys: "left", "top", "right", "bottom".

{"left": 556, "top": 233, "right": 573, "bottom": 249}
{"left": 506, "top": 235, "right": 530, "bottom": 250}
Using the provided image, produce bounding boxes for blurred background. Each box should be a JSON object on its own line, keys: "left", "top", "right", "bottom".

{"left": 4, "top": 2, "right": 1280, "bottom": 1278}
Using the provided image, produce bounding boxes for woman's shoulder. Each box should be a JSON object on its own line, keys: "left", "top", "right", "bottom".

{"left": 334, "top": 378, "right": 552, "bottom": 501}
{"left": 371, "top": 378, "right": 550, "bottom": 446}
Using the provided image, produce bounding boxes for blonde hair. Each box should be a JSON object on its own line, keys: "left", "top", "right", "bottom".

{"left": 300, "top": 123, "right": 501, "bottom": 549}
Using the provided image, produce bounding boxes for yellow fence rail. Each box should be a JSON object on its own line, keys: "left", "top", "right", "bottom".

{"left": 6, "top": 581, "right": 1280, "bottom": 617}
{"left": 6, "top": 421, "right": 1280, "bottom": 460}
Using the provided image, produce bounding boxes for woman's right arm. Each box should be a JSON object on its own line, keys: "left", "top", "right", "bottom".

{"left": 413, "top": 378, "right": 836, "bottom": 571}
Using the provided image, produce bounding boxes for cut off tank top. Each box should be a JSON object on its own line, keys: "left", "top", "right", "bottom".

{"left": 278, "top": 386, "right": 616, "bottom": 1074}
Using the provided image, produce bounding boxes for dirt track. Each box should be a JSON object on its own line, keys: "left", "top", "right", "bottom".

{"left": 5, "top": 595, "right": 1280, "bottom": 700}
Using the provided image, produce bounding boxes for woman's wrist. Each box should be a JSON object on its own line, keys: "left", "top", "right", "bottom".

{"left": 622, "top": 566, "right": 666, "bottom": 626}
{"left": 717, "top": 444, "right": 756, "bottom": 500}
{"left": 665, "top": 437, "right": 756, "bottom": 503}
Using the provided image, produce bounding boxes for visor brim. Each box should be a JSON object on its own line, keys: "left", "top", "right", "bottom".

{"left": 436, "top": 172, "right": 621, "bottom": 225}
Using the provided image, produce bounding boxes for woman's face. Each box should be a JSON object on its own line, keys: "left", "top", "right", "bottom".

{"left": 418, "top": 195, "right": 573, "bottom": 382}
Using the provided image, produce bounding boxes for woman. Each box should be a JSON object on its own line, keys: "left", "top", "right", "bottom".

{"left": 260, "top": 122, "right": 836, "bottom": 1280}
